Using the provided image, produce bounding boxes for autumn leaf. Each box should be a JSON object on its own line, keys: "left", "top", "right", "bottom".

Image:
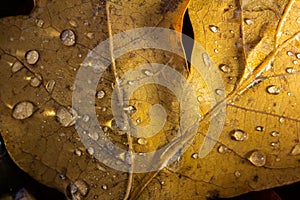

{"left": 1, "top": 0, "right": 300, "bottom": 200}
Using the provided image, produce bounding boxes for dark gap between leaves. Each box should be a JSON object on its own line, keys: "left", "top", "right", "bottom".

{"left": 182, "top": 8, "right": 194, "bottom": 71}
{"left": 0, "top": 0, "right": 34, "bottom": 18}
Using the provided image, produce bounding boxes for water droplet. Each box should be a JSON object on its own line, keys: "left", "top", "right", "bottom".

{"left": 234, "top": 170, "right": 241, "bottom": 177}
{"left": 297, "top": 53, "right": 300, "bottom": 59}
{"left": 290, "top": 144, "right": 300, "bottom": 155}
{"left": 102, "top": 184, "right": 108, "bottom": 190}
{"left": 218, "top": 145, "right": 228, "bottom": 154}
{"left": 287, "top": 51, "right": 294, "bottom": 56}
{"left": 266, "top": 85, "right": 281, "bottom": 95}
{"left": 270, "top": 131, "right": 280, "bottom": 137}
{"left": 88, "top": 132, "right": 99, "bottom": 141}
{"left": 124, "top": 105, "right": 136, "bottom": 114}
{"left": 286, "top": 67, "right": 296, "bottom": 74}
{"left": 248, "top": 151, "right": 266, "bottom": 167}
{"left": 244, "top": 18, "right": 254, "bottom": 25}
{"left": 74, "top": 149, "right": 82, "bottom": 156}
{"left": 69, "top": 20, "right": 77, "bottom": 27}
{"left": 36, "top": 19, "right": 44, "bottom": 28}
{"left": 11, "top": 61, "right": 23, "bottom": 73}
{"left": 87, "top": 147, "right": 94, "bottom": 155}
{"left": 30, "top": 74, "right": 42, "bottom": 87}
{"left": 231, "top": 129, "right": 247, "bottom": 141}
{"left": 46, "top": 80, "right": 56, "bottom": 93}
{"left": 137, "top": 138, "right": 147, "bottom": 145}
{"left": 56, "top": 106, "right": 77, "bottom": 127}
{"left": 255, "top": 126, "right": 264, "bottom": 132}
{"left": 69, "top": 180, "right": 89, "bottom": 200}
{"left": 136, "top": 118, "right": 141, "bottom": 124}
{"left": 86, "top": 32, "right": 94, "bottom": 40}
{"left": 143, "top": 69, "right": 153, "bottom": 76}
{"left": 219, "top": 64, "right": 231, "bottom": 73}
{"left": 270, "top": 142, "right": 279, "bottom": 147}
{"left": 215, "top": 89, "right": 224, "bottom": 96}
{"left": 127, "top": 80, "right": 134, "bottom": 85}
{"left": 202, "top": 53, "right": 211, "bottom": 66}
{"left": 12, "top": 101, "right": 34, "bottom": 120}
{"left": 25, "top": 50, "right": 39, "bottom": 65}
{"left": 101, "top": 107, "right": 107, "bottom": 112}
{"left": 209, "top": 25, "right": 220, "bottom": 33}
{"left": 279, "top": 117, "right": 284, "bottom": 123}
{"left": 293, "top": 60, "right": 299, "bottom": 65}
{"left": 60, "top": 29, "right": 76, "bottom": 46}
{"left": 214, "top": 49, "right": 219, "bottom": 53}
{"left": 192, "top": 153, "right": 199, "bottom": 159}
{"left": 82, "top": 115, "right": 90, "bottom": 122}
{"left": 96, "top": 90, "right": 105, "bottom": 99}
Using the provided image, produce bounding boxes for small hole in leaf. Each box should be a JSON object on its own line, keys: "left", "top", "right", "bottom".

{"left": 182, "top": 8, "right": 194, "bottom": 71}
{"left": 0, "top": 0, "right": 34, "bottom": 18}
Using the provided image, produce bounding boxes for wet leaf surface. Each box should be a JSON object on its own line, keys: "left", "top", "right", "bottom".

{"left": 1, "top": 0, "right": 300, "bottom": 199}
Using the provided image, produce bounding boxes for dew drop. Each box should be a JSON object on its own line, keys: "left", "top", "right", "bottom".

{"left": 12, "top": 101, "right": 34, "bottom": 120}
{"left": 248, "top": 151, "right": 266, "bottom": 167}
{"left": 266, "top": 85, "right": 281, "bottom": 95}
{"left": 244, "top": 18, "right": 254, "bottom": 25}
{"left": 102, "top": 184, "right": 108, "bottom": 190}
{"left": 297, "top": 53, "right": 300, "bottom": 59}
{"left": 286, "top": 67, "right": 296, "bottom": 74}
{"left": 74, "top": 149, "right": 82, "bottom": 156}
{"left": 137, "top": 138, "right": 147, "bottom": 145}
{"left": 143, "top": 69, "right": 154, "bottom": 76}
{"left": 82, "top": 115, "right": 90, "bottom": 122}
{"left": 231, "top": 129, "right": 247, "bottom": 141}
{"left": 102, "top": 107, "right": 107, "bottom": 112}
{"left": 68, "top": 180, "right": 89, "bottom": 200}
{"left": 293, "top": 60, "right": 299, "bottom": 65}
{"left": 30, "top": 74, "right": 42, "bottom": 87}
{"left": 234, "top": 170, "right": 241, "bottom": 177}
{"left": 25, "top": 50, "right": 39, "bottom": 65}
{"left": 11, "top": 61, "right": 23, "bottom": 73}
{"left": 218, "top": 145, "right": 228, "bottom": 154}
{"left": 214, "top": 49, "right": 219, "bottom": 53}
{"left": 219, "top": 64, "right": 231, "bottom": 73}
{"left": 270, "top": 131, "right": 280, "bottom": 137}
{"left": 87, "top": 147, "right": 95, "bottom": 155}
{"left": 36, "top": 19, "right": 44, "bottom": 28}
{"left": 56, "top": 106, "right": 77, "bottom": 127}
{"left": 209, "top": 25, "right": 220, "bottom": 33}
{"left": 124, "top": 105, "right": 136, "bottom": 114}
{"left": 287, "top": 51, "right": 294, "bottom": 56}
{"left": 270, "top": 142, "right": 279, "bottom": 147}
{"left": 88, "top": 132, "right": 99, "bottom": 141}
{"left": 136, "top": 118, "right": 141, "bottom": 124}
{"left": 96, "top": 90, "right": 105, "bottom": 99}
{"left": 128, "top": 80, "right": 134, "bottom": 85}
{"left": 192, "top": 153, "right": 199, "bottom": 159}
{"left": 255, "top": 126, "right": 264, "bottom": 132}
{"left": 86, "top": 32, "right": 94, "bottom": 40}
{"left": 60, "top": 29, "right": 76, "bottom": 46}
{"left": 279, "top": 117, "right": 284, "bottom": 123}
{"left": 202, "top": 53, "right": 211, "bottom": 66}
{"left": 290, "top": 144, "right": 300, "bottom": 155}
{"left": 69, "top": 20, "right": 77, "bottom": 27}
{"left": 46, "top": 80, "right": 56, "bottom": 93}
{"left": 215, "top": 89, "right": 224, "bottom": 96}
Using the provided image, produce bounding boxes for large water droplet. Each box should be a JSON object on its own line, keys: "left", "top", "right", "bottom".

{"left": 231, "top": 129, "right": 247, "bottom": 141}
{"left": 209, "top": 25, "right": 220, "bottom": 33}
{"left": 46, "top": 80, "right": 56, "bottom": 93}
{"left": 287, "top": 51, "right": 294, "bottom": 56}
{"left": 60, "top": 29, "right": 76, "bottom": 46}
{"left": 25, "top": 50, "right": 39, "bottom": 65}
{"left": 96, "top": 90, "right": 105, "bottom": 99}
{"left": 12, "top": 101, "right": 34, "bottom": 120}
{"left": 192, "top": 153, "right": 199, "bottom": 159}
{"left": 219, "top": 64, "right": 231, "bottom": 73}
{"left": 286, "top": 67, "right": 296, "bottom": 74}
{"left": 248, "top": 151, "right": 266, "bottom": 167}
{"left": 68, "top": 180, "right": 89, "bottom": 200}
{"left": 266, "top": 85, "right": 281, "bottom": 95}
{"left": 56, "top": 106, "right": 77, "bottom": 127}
{"left": 290, "top": 144, "right": 300, "bottom": 155}
{"left": 297, "top": 53, "right": 300, "bottom": 59}
{"left": 11, "top": 61, "right": 23, "bottom": 73}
